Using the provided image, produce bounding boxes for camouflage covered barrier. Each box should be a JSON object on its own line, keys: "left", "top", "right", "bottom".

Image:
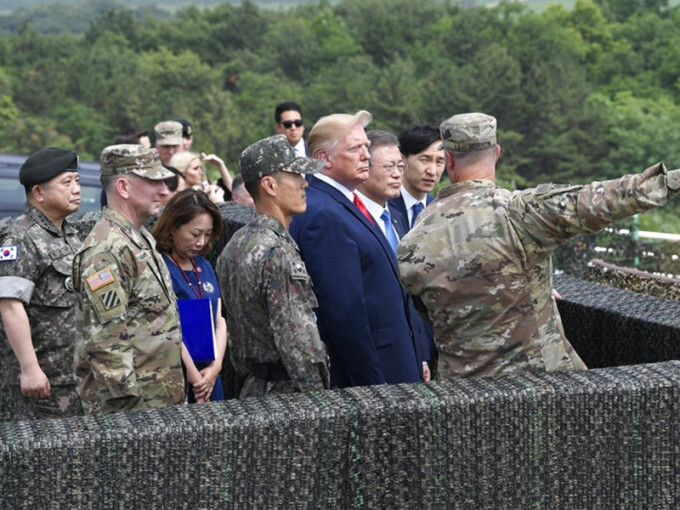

{"left": 584, "top": 258, "right": 680, "bottom": 302}
{"left": 1, "top": 275, "right": 680, "bottom": 508}
{"left": 556, "top": 273, "right": 680, "bottom": 369}
{"left": 1, "top": 362, "right": 679, "bottom": 509}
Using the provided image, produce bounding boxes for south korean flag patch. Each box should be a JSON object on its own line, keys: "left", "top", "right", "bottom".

{"left": 0, "top": 245, "right": 18, "bottom": 262}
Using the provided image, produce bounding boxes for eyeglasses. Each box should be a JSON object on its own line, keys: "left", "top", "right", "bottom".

{"left": 280, "top": 119, "right": 303, "bottom": 129}
{"left": 373, "top": 161, "right": 405, "bottom": 173}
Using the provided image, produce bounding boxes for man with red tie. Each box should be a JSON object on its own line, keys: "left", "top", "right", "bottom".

{"left": 290, "top": 111, "right": 423, "bottom": 388}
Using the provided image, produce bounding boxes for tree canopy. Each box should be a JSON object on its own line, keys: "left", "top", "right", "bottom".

{"left": 2, "top": 0, "right": 680, "bottom": 230}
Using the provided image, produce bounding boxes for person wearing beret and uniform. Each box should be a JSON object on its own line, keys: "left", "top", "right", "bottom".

{"left": 72, "top": 144, "right": 185, "bottom": 414}
{"left": 398, "top": 112, "right": 680, "bottom": 379}
{"left": 0, "top": 148, "right": 83, "bottom": 420}
{"left": 175, "top": 117, "right": 194, "bottom": 152}
{"left": 217, "top": 134, "right": 330, "bottom": 398}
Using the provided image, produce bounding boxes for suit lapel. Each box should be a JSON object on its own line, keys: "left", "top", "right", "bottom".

{"left": 311, "top": 177, "right": 400, "bottom": 271}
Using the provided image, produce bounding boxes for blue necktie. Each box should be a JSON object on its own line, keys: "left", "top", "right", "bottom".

{"left": 381, "top": 209, "right": 399, "bottom": 253}
{"left": 411, "top": 202, "right": 424, "bottom": 228}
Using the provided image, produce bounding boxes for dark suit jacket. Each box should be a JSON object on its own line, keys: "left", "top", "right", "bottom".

{"left": 390, "top": 203, "right": 438, "bottom": 372}
{"left": 290, "top": 176, "right": 422, "bottom": 388}
{"left": 389, "top": 193, "right": 435, "bottom": 233}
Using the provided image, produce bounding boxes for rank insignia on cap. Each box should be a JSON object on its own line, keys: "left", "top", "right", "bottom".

{"left": 0, "top": 245, "right": 17, "bottom": 262}
{"left": 87, "top": 268, "right": 115, "bottom": 291}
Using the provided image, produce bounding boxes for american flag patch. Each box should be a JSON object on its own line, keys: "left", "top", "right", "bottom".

{"left": 0, "top": 245, "right": 17, "bottom": 262}
{"left": 87, "top": 268, "right": 115, "bottom": 290}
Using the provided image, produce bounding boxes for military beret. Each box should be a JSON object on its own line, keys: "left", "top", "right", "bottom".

{"left": 240, "top": 134, "right": 324, "bottom": 184}
{"left": 100, "top": 144, "right": 175, "bottom": 181}
{"left": 19, "top": 147, "right": 79, "bottom": 186}
{"left": 154, "top": 120, "right": 183, "bottom": 146}
{"left": 175, "top": 117, "right": 194, "bottom": 138}
{"left": 439, "top": 112, "right": 497, "bottom": 152}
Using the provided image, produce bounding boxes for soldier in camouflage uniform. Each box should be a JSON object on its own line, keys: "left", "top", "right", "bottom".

{"left": 398, "top": 112, "right": 680, "bottom": 379}
{"left": 73, "top": 144, "right": 185, "bottom": 414}
{"left": 0, "top": 148, "right": 83, "bottom": 420}
{"left": 216, "top": 134, "right": 330, "bottom": 398}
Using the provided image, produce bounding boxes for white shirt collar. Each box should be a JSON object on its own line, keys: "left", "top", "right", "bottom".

{"left": 400, "top": 185, "right": 427, "bottom": 224}
{"left": 291, "top": 139, "right": 307, "bottom": 157}
{"left": 314, "top": 173, "right": 354, "bottom": 202}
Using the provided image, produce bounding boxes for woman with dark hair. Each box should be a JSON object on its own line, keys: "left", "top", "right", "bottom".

{"left": 152, "top": 189, "right": 227, "bottom": 402}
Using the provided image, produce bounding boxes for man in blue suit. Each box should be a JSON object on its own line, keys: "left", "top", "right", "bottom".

{"left": 289, "top": 111, "right": 423, "bottom": 388}
{"left": 389, "top": 125, "right": 446, "bottom": 233}
{"left": 354, "top": 129, "right": 437, "bottom": 381}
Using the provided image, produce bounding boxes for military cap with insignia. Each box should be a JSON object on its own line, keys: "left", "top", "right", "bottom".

{"left": 240, "top": 134, "right": 324, "bottom": 183}
{"left": 439, "top": 112, "right": 497, "bottom": 152}
{"left": 174, "top": 117, "right": 194, "bottom": 138}
{"left": 19, "top": 147, "right": 79, "bottom": 186}
{"left": 154, "top": 120, "right": 183, "bottom": 146}
{"left": 100, "top": 144, "right": 175, "bottom": 181}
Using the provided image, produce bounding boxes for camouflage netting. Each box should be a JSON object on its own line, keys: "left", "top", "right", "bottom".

{"left": 556, "top": 273, "right": 680, "bottom": 369}
{"left": 583, "top": 258, "right": 680, "bottom": 302}
{"left": 1, "top": 275, "right": 680, "bottom": 508}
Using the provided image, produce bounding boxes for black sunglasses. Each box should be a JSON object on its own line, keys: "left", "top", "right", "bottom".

{"left": 280, "top": 119, "right": 303, "bottom": 128}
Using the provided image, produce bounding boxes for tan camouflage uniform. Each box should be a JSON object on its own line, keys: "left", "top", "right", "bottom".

{"left": 399, "top": 159, "right": 680, "bottom": 378}
{"left": 73, "top": 207, "right": 185, "bottom": 414}
{"left": 218, "top": 212, "right": 329, "bottom": 398}
{"left": 0, "top": 206, "right": 82, "bottom": 419}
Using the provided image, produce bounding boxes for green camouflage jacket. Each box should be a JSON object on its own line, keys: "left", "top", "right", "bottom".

{"left": 398, "top": 162, "right": 680, "bottom": 378}
{"left": 73, "top": 207, "right": 185, "bottom": 414}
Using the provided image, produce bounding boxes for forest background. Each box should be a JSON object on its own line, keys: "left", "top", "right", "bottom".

{"left": 1, "top": 0, "right": 680, "bottom": 236}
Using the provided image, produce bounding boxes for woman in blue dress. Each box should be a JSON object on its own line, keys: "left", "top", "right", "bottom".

{"left": 152, "top": 189, "right": 227, "bottom": 402}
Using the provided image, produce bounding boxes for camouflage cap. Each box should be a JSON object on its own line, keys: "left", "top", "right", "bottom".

{"left": 100, "top": 144, "right": 175, "bottom": 180}
{"left": 240, "top": 134, "right": 324, "bottom": 183}
{"left": 154, "top": 120, "right": 183, "bottom": 146}
{"left": 439, "top": 112, "right": 497, "bottom": 152}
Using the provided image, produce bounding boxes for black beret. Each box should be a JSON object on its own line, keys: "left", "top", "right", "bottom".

{"left": 174, "top": 117, "right": 193, "bottom": 138}
{"left": 19, "top": 147, "right": 79, "bottom": 186}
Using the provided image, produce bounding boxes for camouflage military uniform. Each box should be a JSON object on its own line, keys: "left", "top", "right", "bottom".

{"left": 398, "top": 162, "right": 680, "bottom": 378}
{"left": 217, "top": 212, "right": 330, "bottom": 398}
{"left": 73, "top": 207, "right": 185, "bottom": 414}
{"left": 0, "top": 206, "right": 82, "bottom": 419}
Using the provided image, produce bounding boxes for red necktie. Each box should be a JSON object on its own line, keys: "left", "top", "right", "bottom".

{"left": 353, "top": 193, "right": 375, "bottom": 225}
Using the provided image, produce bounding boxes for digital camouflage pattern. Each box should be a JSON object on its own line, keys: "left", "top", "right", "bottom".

{"left": 0, "top": 206, "right": 82, "bottom": 419}
{"left": 239, "top": 134, "right": 323, "bottom": 183}
{"left": 217, "top": 213, "right": 329, "bottom": 397}
{"left": 73, "top": 207, "right": 185, "bottom": 414}
{"left": 398, "top": 162, "right": 680, "bottom": 378}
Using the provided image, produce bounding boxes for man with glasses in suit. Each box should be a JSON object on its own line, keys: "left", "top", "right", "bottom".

{"left": 275, "top": 101, "right": 307, "bottom": 157}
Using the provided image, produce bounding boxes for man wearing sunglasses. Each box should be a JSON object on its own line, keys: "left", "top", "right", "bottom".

{"left": 275, "top": 101, "right": 307, "bottom": 157}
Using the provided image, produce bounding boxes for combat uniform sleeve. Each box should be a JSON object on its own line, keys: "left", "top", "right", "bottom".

{"left": 261, "top": 246, "right": 330, "bottom": 392}
{"left": 75, "top": 248, "right": 141, "bottom": 410}
{"left": 0, "top": 230, "right": 37, "bottom": 303}
{"left": 509, "top": 162, "right": 680, "bottom": 256}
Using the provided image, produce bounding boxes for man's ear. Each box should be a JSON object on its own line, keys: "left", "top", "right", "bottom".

{"left": 317, "top": 149, "right": 333, "bottom": 169}
{"left": 260, "top": 175, "right": 277, "bottom": 197}
{"left": 116, "top": 176, "right": 132, "bottom": 199}
{"left": 445, "top": 151, "right": 456, "bottom": 178}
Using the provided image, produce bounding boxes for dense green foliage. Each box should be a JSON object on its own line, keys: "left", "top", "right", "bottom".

{"left": 1, "top": 0, "right": 680, "bottom": 231}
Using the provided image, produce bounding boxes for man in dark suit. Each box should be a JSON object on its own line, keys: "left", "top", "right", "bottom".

{"left": 289, "top": 111, "right": 422, "bottom": 388}
{"left": 389, "top": 125, "right": 446, "bottom": 232}
{"left": 354, "top": 129, "right": 437, "bottom": 381}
